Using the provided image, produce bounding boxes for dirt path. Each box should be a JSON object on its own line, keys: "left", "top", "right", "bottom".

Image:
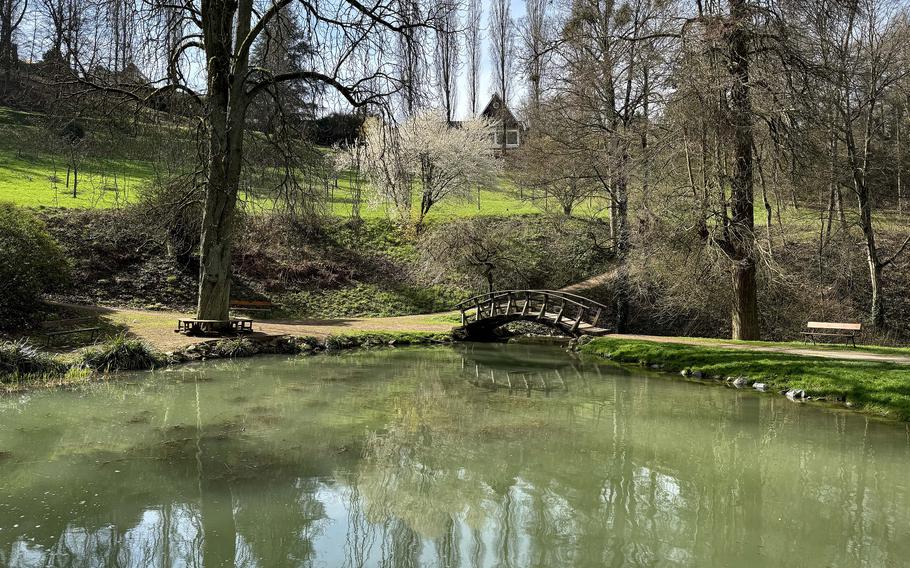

{"left": 52, "top": 304, "right": 910, "bottom": 365}
{"left": 607, "top": 333, "right": 910, "bottom": 365}
{"left": 65, "top": 305, "right": 455, "bottom": 352}
{"left": 560, "top": 268, "right": 617, "bottom": 293}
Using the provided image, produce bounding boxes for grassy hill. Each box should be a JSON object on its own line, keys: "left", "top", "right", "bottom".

{"left": 0, "top": 105, "right": 613, "bottom": 218}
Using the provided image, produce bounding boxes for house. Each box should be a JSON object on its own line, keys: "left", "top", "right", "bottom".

{"left": 479, "top": 93, "right": 525, "bottom": 153}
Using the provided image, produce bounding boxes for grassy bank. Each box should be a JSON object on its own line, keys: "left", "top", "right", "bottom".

{"left": 580, "top": 337, "right": 910, "bottom": 421}
{"left": 0, "top": 330, "right": 453, "bottom": 391}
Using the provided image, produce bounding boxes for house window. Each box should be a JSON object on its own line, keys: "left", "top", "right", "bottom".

{"left": 506, "top": 130, "right": 519, "bottom": 146}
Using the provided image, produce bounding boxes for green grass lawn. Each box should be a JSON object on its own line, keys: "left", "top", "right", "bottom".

{"left": 654, "top": 335, "right": 910, "bottom": 358}
{"left": 0, "top": 148, "right": 154, "bottom": 208}
{"left": 0, "top": 106, "right": 609, "bottom": 218}
{"left": 582, "top": 337, "right": 910, "bottom": 421}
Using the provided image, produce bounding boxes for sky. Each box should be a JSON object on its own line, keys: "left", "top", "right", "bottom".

{"left": 14, "top": 0, "right": 533, "bottom": 121}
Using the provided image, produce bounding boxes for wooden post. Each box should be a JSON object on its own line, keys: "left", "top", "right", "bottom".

{"left": 506, "top": 294, "right": 513, "bottom": 314}
{"left": 593, "top": 308, "right": 603, "bottom": 328}
{"left": 538, "top": 295, "right": 549, "bottom": 320}
{"left": 555, "top": 300, "right": 566, "bottom": 324}
{"left": 521, "top": 292, "right": 531, "bottom": 315}
{"left": 572, "top": 307, "right": 587, "bottom": 333}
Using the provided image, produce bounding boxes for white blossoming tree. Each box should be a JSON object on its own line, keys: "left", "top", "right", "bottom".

{"left": 359, "top": 112, "right": 501, "bottom": 230}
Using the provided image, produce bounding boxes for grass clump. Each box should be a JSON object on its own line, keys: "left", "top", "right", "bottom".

{"left": 324, "top": 331, "right": 452, "bottom": 350}
{"left": 0, "top": 339, "right": 66, "bottom": 379}
{"left": 581, "top": 338, "right": 910, "bottom": 421}
{"left": 79, "top": 335, "right": 162, "bottom": 372}
{"left": 210, "top": 337, "right": 260, "bottom": 358}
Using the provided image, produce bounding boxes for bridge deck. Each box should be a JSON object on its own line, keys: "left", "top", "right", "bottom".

{"left": 455, "top": 290, "right": 611, "bottom": 337}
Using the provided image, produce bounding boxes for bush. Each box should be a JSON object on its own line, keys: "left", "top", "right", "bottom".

{"left": 211, "top": 337, "right": 259, "bottom": 358}
{"left": 283, "top": 282, "right": 461, "bottom": 319}
{"left": 79, "top": 335, "right": 162, "bottom": 372}
{"left": 0, "top": 204, "right": 68, "bottom": 329}
{"left": 0, "top": 339, "right": 65, "bottom": 378}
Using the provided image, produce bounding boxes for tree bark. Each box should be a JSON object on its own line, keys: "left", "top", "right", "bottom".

{"left": 195, "top": 0, "right": 250, "bottom": 324}
{"left": 726, "top": 0, "right": 760, "bottom": 340}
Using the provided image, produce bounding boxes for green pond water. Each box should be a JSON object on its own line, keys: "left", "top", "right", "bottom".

{"left": 0, "top": 343, "right": 909, "bottom": 567}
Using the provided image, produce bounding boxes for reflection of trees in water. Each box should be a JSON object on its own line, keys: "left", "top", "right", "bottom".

{"left": 2, "top": 349, "right": 910, "bottom": 567}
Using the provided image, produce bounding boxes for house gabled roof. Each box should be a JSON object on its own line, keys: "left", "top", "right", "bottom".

{"left": 479, "top": 93, "right": 522, "bottom": 128}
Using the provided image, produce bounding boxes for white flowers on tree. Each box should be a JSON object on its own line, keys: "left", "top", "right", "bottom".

{"left": 358, "top": 112, "right": 502, "bottom": 229}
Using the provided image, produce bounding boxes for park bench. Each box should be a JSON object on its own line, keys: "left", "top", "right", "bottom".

{"left": 40, "top": 317, "right": 102, "bottom": 346}
{"left": 230, "top": 299, "right": 274, "bottom": 318}
{"left": 175, "top": 318, "right": 254, "bottom": 335}
{"left": 802, "top": 321, "right": 863, "bottom": 347}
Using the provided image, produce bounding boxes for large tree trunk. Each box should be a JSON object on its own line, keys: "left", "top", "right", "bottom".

{"left": 726, "top": 0, "right": 760, "bottom": 340}
{"left": 196, "top": 0, "right": 249, "bottom": 324}
{"left": 196, "top": 148, "right": 241, "bottom": 322}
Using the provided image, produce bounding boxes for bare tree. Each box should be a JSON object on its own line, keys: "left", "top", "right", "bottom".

{"left": 0, "top": 0, "right": 26, "bottom": 83}
{"left": 489, "top": 0, "right": 513, "bottom": 103}
{"left": 489, "top": 0, "right": 513, "bottom": 155}
{"left": 810, "top": 0, "right": 910, "bottom": 327}
{"left": 519, "top": 0, "right": 547, "bottom": 118}
{"left": 434, "top": 0, "right": 459, "bottom": 123}
{"left": 465, "top": 0, "right": 481, "bottom": 116}
{"left": 71, "top": 0, "right": 433, "bottom": 325}
{"left": 397, "top": 0, "right": 427, "bottom": 116}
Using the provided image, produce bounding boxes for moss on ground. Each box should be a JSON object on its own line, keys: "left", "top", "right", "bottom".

{"left": 581, "top": 337, "right": 910, "bottom": 421}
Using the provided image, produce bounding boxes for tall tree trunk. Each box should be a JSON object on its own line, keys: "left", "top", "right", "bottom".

{"left": 857, "top": 184, "right": 886, "bottom": 327}
{"left": 726, "top": 0, "right": 760, "bottom": 340}
{"left": 613, "top": 173, "right": 630, "bottom": 332}
{"left": 196, "top": 0, "right": 250, "bottom": 324}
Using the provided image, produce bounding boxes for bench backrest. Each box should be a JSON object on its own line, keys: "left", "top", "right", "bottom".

{"left": 40, "top": 317, "right": 98, "bottom": 329}
{"left": 230, "top": 299, "right": 273, "bottom": 307}
{"left": 807, "top": 321, "right": 862, "bottom": 331}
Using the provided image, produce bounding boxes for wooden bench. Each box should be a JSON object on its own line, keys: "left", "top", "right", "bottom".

{"left": 230, "top": 299, "right": 274, "bottom": 318}
{"left": 175, "top": 318, "right": 254, "bottom": 335}
{"left": 802, "top": 321, "right": 863, "bottom": 347}
{"left": 40, "top": 317, "right": 102, "bottom": 346}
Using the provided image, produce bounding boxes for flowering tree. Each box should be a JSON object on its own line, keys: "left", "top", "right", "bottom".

{"left": 360, "top": 112, "right": 501, "bottom": 230}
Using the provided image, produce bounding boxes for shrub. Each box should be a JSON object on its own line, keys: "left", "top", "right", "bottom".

{"left": 283, "top": 282, "right": 461, "bottom": 319}
{"left": 79, "top": 335, "right": 162, "bottom": 372}
{"left": 0, "top": 204, "right": 68, "bottom": 329}
{"left": 211, "top": 337, "right": 259, "bottom": 358}
{"left": 0, "top": 339, "right": 65, "bottom": 378}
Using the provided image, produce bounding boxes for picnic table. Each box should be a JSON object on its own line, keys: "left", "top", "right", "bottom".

{"left": 175, "top": 318, "right": 254, "bottom": 335}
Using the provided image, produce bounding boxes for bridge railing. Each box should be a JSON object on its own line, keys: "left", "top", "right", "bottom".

{"left": 455, "top": 290, "right": 609, "bottom": 333}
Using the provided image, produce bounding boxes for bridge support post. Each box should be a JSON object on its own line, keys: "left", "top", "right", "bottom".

{"left": 572, "top": 307, "right": 587, "bottom": 333}
{"left": 538, "top": 295, "right": 548, "bottom": 320}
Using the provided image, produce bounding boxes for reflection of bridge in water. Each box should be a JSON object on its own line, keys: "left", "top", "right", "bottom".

{"left": 455, "top": 290, "right": 611, "bottom": 339}
{"left": 456, "top": 342, "right": 600, "bottom": 396}
{"left": 466, "top": 362, "right": 570, "bottom": 395}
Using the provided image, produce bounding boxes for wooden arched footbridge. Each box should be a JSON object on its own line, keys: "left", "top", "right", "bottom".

{"left": 455, "top": 290, "right": 610, "bottom": 338}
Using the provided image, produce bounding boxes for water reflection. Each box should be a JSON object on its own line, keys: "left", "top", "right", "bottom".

{"left": 0, "top": 344, "right": 908, "bottom": 567}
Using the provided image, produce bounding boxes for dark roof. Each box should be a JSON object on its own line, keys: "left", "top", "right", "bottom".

{"left": 479, "top": 93, "right": 521, "bottom": 127}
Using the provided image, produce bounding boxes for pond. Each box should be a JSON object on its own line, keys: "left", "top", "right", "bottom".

{"left": 0, "top": 343, "right": 908, "bottom": 567}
